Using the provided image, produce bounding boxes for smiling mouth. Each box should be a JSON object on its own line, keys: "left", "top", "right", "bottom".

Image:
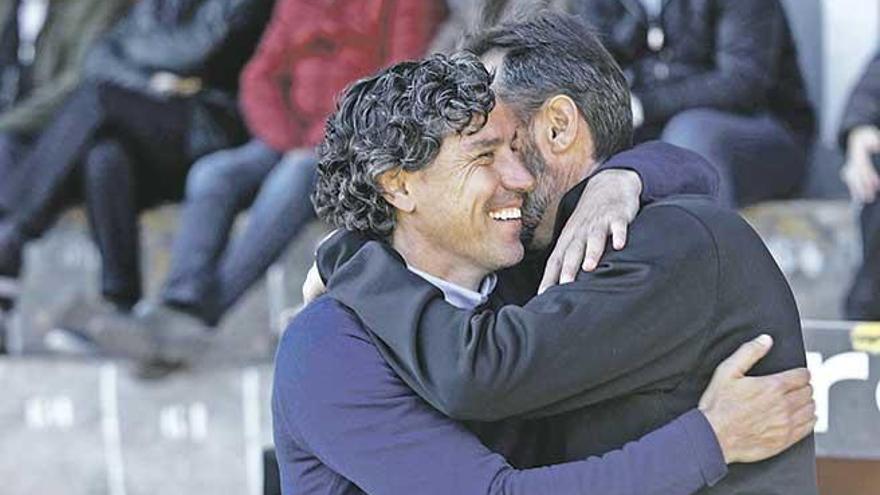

{"left": 489, "top": 207, "right": 523, "bottom": 221}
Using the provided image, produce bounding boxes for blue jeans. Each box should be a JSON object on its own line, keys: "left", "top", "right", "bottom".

{"left": 160, "top": 138, "right": 317, "bottom": 325}
{"left": 658, "top": 108, "right": 808, "bottom": 207}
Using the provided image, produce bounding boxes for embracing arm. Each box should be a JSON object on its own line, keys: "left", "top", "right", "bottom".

{"left": 599, "top": 141, "right": 719, "bottom": 203}
{"left": 326, "top": 203, "right": 718, "bottom": 420}
{"left": 273, "top": 299, "right": 724, "bottom": 494}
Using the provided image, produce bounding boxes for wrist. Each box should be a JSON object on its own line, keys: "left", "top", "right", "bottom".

{"left": 699, "top": 404, "right": 733, "bottom": 464}
{"left": 597, "top": 168, "right": 643, "bottom": 197}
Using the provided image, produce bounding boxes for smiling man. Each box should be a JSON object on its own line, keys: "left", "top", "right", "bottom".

{"left": 312, "top": 12, "right": 818, "bottom": 495}
{"left": 273, "top": 46, "right": 815, "bottom": 493}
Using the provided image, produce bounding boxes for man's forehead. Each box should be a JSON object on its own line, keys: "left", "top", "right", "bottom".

{"left": 460, "top": 100, "right": 516, "bottom": 151}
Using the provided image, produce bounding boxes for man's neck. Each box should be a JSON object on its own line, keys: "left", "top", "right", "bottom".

{"left": 391, "top": 227, "right": 486, "bottom": 291}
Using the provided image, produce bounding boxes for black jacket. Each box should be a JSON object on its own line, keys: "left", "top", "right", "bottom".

{"left": 577, "top": 0, "right": 815, "bottom": 142}
{"left": 82, "top": 0, "right": 274, "bottom": 157}
{"left": 839, "top": 52, "right": 880, "bottom": 148}
{"left": 324, "top": 194, "right": 817, "bottom": 494}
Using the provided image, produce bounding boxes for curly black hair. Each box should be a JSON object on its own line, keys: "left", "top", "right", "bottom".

{"left": 312, "top": 52, "right": 495, "bottom": 239}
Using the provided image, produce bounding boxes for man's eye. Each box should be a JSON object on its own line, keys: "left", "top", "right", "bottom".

{"left": 474, "top": 152, "right": 494, "bottom": 165}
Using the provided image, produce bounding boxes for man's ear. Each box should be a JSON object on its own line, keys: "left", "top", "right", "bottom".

{"left": 377, "top": 169, "right": 416, "bottom": 213}
{"left": 540, "top": 95, "right": 580, "bottom": 153}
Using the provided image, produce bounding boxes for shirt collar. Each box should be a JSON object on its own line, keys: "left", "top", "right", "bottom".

{"left": 406, "top": 266, "right": 497, "bottom": 310}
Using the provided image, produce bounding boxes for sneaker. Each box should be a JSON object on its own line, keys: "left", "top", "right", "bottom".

{"left": 52, "top": 295, "right": 154, "bottom": 360}
{"left": 133, "top": 301, "right": 214, "bottom": 365}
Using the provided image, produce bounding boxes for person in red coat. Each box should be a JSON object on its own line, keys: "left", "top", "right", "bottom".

{"left": 73, "top": 0, "right": 445, "bottom": 368}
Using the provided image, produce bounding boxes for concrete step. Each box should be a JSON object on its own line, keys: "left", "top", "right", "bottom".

{"left": 5, "top": 206, "right": 329, "bottom": 363}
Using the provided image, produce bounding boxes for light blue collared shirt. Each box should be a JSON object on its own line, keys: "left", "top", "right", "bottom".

{"left": 406, "top": 266, "right": 497, "bottom": 310}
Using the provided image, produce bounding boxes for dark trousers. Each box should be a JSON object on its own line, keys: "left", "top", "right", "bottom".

{"left": 845, "top": 154, "right": 880, "bottom": 320}
{"left": 0, "top": 131, "right": 35, "bottom": 278}
{"left": 159, "top": 139, "right": 317, "bottom": 325}
{"left": 642, "top": 108, "right": 809, "bottom": 207}
{"left": 0, "top": 132, "right": 33, "bottom": 216}
{"left": 0, "top": 82, "right": 192, "bottom": 301}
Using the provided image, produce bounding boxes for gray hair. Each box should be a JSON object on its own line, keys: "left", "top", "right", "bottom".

{"left": 464, "top": 11, "right": 633, "bottom": 161}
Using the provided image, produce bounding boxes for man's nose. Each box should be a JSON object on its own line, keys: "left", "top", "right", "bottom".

{"left": 498, "top": 152, "right": 535, "bottom": 193}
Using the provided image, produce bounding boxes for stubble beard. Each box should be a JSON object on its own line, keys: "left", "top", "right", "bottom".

{"left": 519, "top": 134, "right": 551, "bottom": 250}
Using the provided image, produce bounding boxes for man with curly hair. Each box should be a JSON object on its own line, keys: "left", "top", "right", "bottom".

{"left": 272, "top": 44, "right": 814, "bottom": 491}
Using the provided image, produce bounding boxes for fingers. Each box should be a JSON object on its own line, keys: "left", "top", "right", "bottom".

{"left": 789, "top": 402, "right": 818, "bottom": 444}
{"left": 538, "top": 252, "right": 564, "bottom": 294}
{"left": 559, "top": 239, "right": 585, "bottom": 285}
{"left": 610, "top": 221, "right": 628, "bottom": 251}
{"left": 864, "top": 163, "right": 880, "bottom": 203}
{"left": 785, "top": 383, "right": 814, "bottom": 409}
{"left": 302, "top": 263, "right": 326, "bottom": 304}
{"left": 582, "top": 228, "right": 607, "bottom": 272}
{"left": 772, "top": 367, "right": 812, "bottom": 392}
{"left": 715, "top": 334, "right": 774, "bottom": 379}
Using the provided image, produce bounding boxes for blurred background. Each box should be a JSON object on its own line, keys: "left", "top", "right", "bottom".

{"left": 0, "top": 0, "right": 877, "bottom": 493}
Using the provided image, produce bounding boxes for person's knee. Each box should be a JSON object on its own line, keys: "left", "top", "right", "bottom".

{"left": 266, "top": 154, "right": 317, "bottom": 199}
{"left": 83, "top": 139, "right": 132, "bottom": 186}
{"left": 185, "top": 150, "right": 240, "bottom": 198}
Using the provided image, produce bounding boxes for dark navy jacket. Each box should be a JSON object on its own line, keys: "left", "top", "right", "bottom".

{"left": 273, "top": 296, "right": 725, "bottom": 493}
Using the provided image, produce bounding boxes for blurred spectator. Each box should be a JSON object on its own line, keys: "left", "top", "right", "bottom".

{"left": 0, "top": 0, "right": 129, "bottom": 349}
{"left": 577, "top": 0, "right": 815, "bottom": 207}
{"left": 0, "top": 0, "right": 274, "bottom": 337}
{"left": 841, "top": 51, "right": 880, "bottom": 320}
{"left": 430, "top": 0, "right": 571, "bottom": 53}
{"left": 0, "top": 0, "right": 128, "bottom": 137}
{"left": 78, "top": 0, "right": 445, "bottom": 365}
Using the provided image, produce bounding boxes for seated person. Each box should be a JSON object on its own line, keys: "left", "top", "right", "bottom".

{"left": 66, "top": 0, "right": 445, "bottom": 369}
{"left": 576, "top": 0, "right": 815, "bottom": 206}
{"left": 0, "top": 0, "right": 274, "bottom": 335}
{"left": 313, "top": 14, "right": 817, "bottom": 494}
{"left": 275, "top": 44, "right": 814, "bottom": 495}
{"left": 0, "top": 0, "right": 129, "bottom": 349}
{"left": 840, "top": 51, "right": 880, "bottom": 319}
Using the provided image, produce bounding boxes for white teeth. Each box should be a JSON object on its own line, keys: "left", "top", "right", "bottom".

{"left": 489, "top": 207, "right": 522, "bottom": 221}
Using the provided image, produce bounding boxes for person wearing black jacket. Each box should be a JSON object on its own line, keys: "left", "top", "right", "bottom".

{"left": 315, "top": 14, "right": 817, "bottom": 494}
{"left": 576, "top": 0, "right": 814, "bottom": 207}
{"left": 840, "top": 51, "right": 880, "bottom": 319}
{"left": 0, "top": 0, "right": 274, "bottom": 326}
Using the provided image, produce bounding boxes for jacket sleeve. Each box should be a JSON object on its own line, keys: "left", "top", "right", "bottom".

{"left": 326, "top": 203, "right": 719, "bottom": 421}
{"left": 838, "top": 52, "right": 880, "bottom": 148}
{"left": 238, "top": 1, "right": 312, "bottom": 151}
{"left": 115, "top": 0, "right": 261, "bottom": 75}
{"left": 273, "top": 299, "right": 724, "bottom": 495}
{"left": 597, "top": 141, "right": 720, "bottom": 203}
{"left": 0, "top": 0, "right": 128, "bottom": 134}
{"left": 83, "top": 15, "right": 152, "bottom": 91}
{"left": 635, "top": 0, "right": 784, "bottom": 126}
